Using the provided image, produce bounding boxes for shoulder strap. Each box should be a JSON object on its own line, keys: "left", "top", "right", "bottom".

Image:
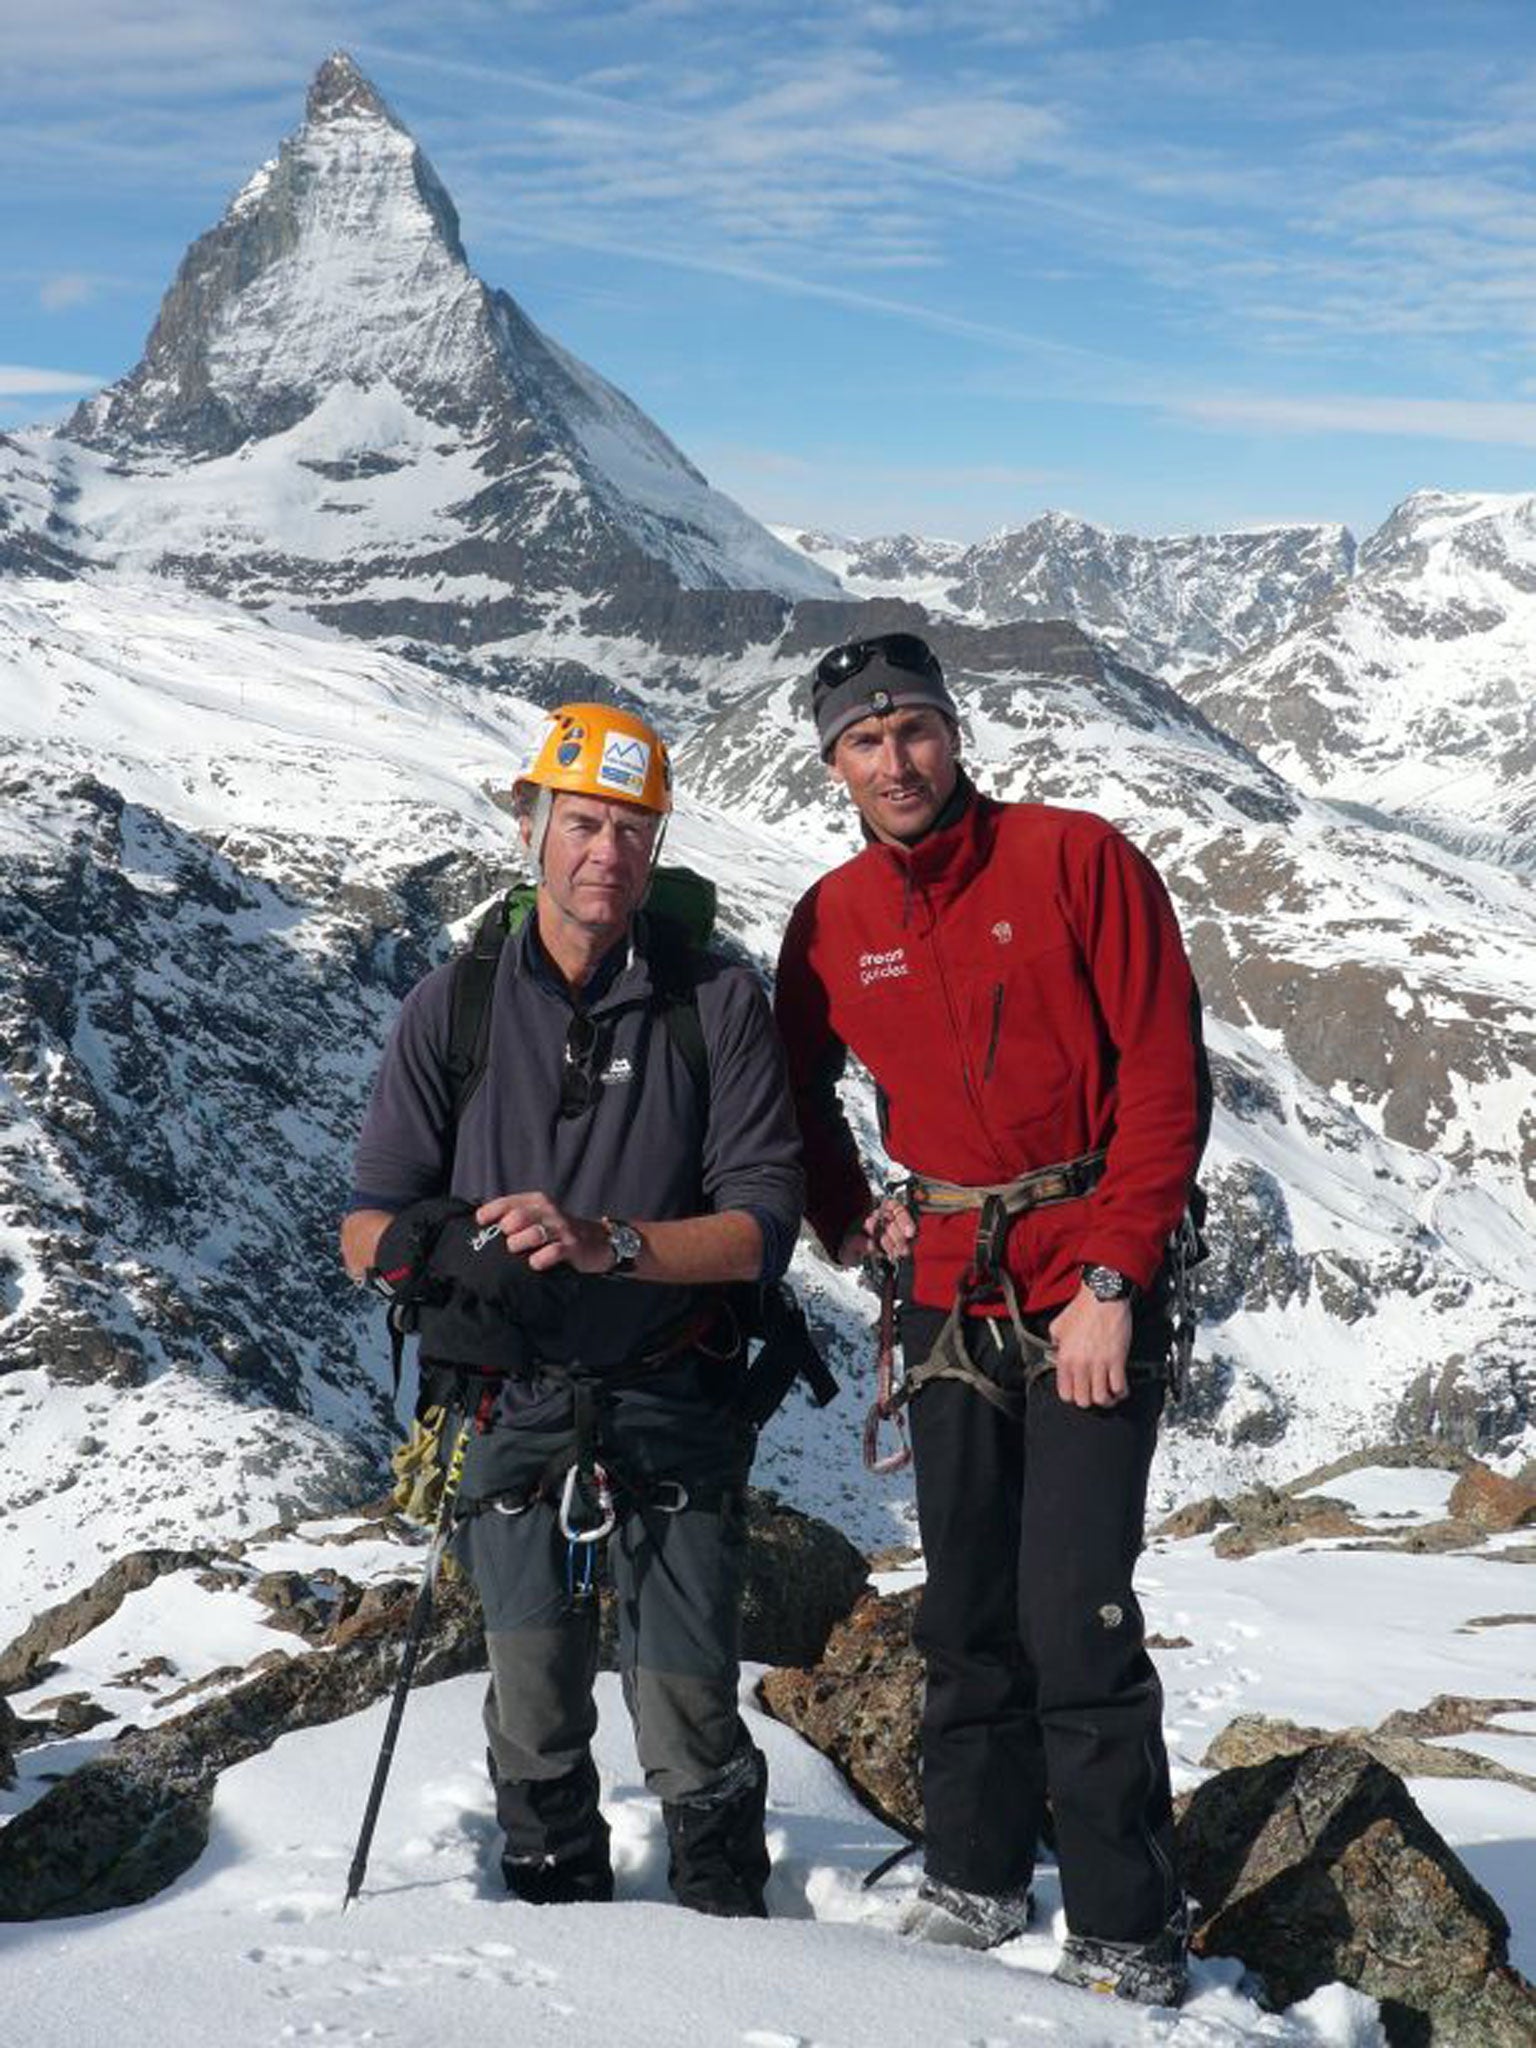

{"left": 444, "top": 894, "right": 514, "bottom": 1128}
{"left": 645, "top": 914, "right": 710, "bottom": 1113}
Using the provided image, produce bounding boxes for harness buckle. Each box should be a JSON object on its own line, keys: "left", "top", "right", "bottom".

{"left": 973, "top": 1192, "right": 1010, "bottom": 1279}
{"left": 558, "top": 1461, "right": 617, "bottom": 1543}
{"left": 651, "top": 1479, "right": 690, "bottom": 1514}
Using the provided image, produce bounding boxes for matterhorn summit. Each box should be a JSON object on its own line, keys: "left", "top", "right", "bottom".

{"left": 31, "top": 53, "right": 832, "bottom": 683}
{"left": 71, "top": 55, "right": 487, "bottom": 457}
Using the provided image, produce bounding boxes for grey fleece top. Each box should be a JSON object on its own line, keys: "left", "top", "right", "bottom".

{"left": 350, "top": 914, "right": 805, "bottom": 1368}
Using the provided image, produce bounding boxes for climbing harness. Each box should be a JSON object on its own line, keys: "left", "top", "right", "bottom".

{"left": 862, "top": 1152, "right": 1107, "bottom": 1462}
{"left": 861, "top": 1150, "right": 1206, "bottom": 1464}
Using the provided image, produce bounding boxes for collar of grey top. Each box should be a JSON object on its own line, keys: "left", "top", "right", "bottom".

{"left": 519, "top": 911, "right": 673, "bottom": 1014}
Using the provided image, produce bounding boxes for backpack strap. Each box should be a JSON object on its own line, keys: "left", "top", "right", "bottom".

{"left": 644, "top": 913, "right": 710, "bottom": 1113}
{"left": 444, "top": 894, "right": 514, "bottom": 1134}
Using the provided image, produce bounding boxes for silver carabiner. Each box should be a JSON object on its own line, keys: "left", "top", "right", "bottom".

{"left": 559, "top": 1462, "right": 617, "bottom": 1543}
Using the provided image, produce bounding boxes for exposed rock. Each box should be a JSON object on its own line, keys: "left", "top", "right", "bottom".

{"left": 0, "top": 1548, "right": 211, "bottom": 1691}
{"left": 1194, "top": 1160, "right": 1305, "bottom": 1323}
{"left": 1283, "top": 1442, "right": 1468, "bottom": 1493}
{"left": 737, "top": 1493, "right": 870, "bottom": 1669}
{"left": 1344, "top": 1519, "right": 1486, "bottom": 1555}
{"left": 1449, "top": 1462, "right": 1536, "bottom": 1533}
{"left": 1211, "top": 1486, "right": 1370, "bottom": 1560}
{"left": 1154, "top": 1495, "right": 1231, "bottom": 1539}
{"left": 1179, "top": 1743, "right": 1536, "bottom": 2044}
{"left": 1460, "top": 1614, "right": 1536, "bottom": 1634}
{"left": 111, "top": 1655, "right": 178, "bottom": 1689}
{"left": 1397, "top": 1357, "right": 1536, "bottom": 1458}
{"left": 0, "top": 1569, "right": 486, "bottom": 1919}
{"left": 0, "top": 1694, "right": 19, "bottom": 1786}
{"left": 1376, "top": 1695, "right": 1536, "bottom": 1741}
{"left": 1202, "top": 1712, "right": 1536, "bottom": 1797}
{"left": 759, "top": 1588, "right": 923, "bottom": 1837}
{"left": 30, "top": 1692, "right": 117, "bottom": 1738}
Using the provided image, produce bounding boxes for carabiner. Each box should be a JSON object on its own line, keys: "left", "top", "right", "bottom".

{"left": 558, "top": 1461, "right": 617, "bottom": 1543}
{"left": 862, "top": 1399, "right": 912, "bottom": 1476}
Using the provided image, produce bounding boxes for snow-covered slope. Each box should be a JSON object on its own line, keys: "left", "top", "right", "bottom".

{"left": 2, "top": 54, "right": 833, "bottom": 693}
{"left": 2, "top": 1466, "right": 1532, "bottom": 2045}
{"left": 1184, "top": 490, "right": 1536, "bottom": 870}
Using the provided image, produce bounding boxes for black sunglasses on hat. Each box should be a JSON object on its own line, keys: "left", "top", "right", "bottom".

{"left": 810, "top": 631, "right": 957, "bottom": 758}
{"left": 814, "top": 632, "right": 944, "bottom": 688}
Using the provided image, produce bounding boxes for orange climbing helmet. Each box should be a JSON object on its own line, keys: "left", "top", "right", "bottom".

{"left": 515, "top": 703, "right": 673, "bottom": 816}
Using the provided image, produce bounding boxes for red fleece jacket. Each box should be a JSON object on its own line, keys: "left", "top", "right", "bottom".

{"left": 774, "top": 785, "right": 1206, "bottom": 1316}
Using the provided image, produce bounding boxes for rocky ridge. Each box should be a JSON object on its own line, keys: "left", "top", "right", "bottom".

{"left": 777, "top": 514, "right": 1358, "bottom": 681}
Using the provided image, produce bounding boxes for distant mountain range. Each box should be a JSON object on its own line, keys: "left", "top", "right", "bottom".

{"left": 776, "top": 515, "right": 1358, "bottom": 682}
{"left": 1, "top": 52, "right": 1532, "bottom": 1622}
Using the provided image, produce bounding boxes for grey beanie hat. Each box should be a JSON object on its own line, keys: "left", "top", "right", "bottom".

{"left": 811, "top": 632, "right": 959, "bottom": 759}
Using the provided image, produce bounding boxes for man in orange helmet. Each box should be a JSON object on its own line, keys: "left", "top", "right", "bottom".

{"left": 343, "top": 703, "right": 803, "bottom": 1917}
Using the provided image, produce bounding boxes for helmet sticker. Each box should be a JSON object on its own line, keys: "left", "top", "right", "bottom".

{"left": 597, "top": 731, "right": 652, "bottom": 798}
{"left": 556, "top": 735, "right": 584, "bottom": 766}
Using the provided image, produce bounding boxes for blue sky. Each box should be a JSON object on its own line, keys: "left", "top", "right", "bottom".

{"left": 3, "top": 0, "right": 1534, "bottom": 542}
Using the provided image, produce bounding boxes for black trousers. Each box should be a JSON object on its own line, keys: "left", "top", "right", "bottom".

{"left": 904, "top": 1304, "right": 1179, "bottom": 1942}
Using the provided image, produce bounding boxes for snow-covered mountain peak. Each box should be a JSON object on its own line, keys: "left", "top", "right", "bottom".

{"left": 23, "top": 55, "right": 833, "bottom": 655}
{"left": 306, "top": 47, "right": 399, "bottom": 127}
{"left": 783, "top": 516, "right": 1358, "bottom": 679}
{"left": 1359, "top": 487, "right": 1536, "bottom": 582}
{"left": 70, "top": 55, "right": 480, "bottom": 460}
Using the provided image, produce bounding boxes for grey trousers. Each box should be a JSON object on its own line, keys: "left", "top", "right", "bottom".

{"left": 451, "top": 1370, "right": 757, "bottom": 1816}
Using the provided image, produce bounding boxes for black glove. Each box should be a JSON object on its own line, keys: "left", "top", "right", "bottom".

{"left": 368, "top": 1197, "right": 580, "bottom": 1373}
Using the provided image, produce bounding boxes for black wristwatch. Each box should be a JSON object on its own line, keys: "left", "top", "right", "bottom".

{"left": 1081, "top": 1263, "right": 1136, "bottom": 1303}
{"left": 603, "top": 1216, "right": 642, "bottom": 1276}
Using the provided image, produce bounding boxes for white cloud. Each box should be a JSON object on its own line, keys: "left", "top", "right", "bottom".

{"left": 0, "top": 364, "right": 104, "bottom": 396}
{"left": 38, "top": 274, "right": 98, "bottom": 312}
{"left": 1167, "top": 392, "right": 1536, "bottom": 450}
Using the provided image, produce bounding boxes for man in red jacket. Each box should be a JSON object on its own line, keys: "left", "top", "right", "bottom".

{"left": 774, "top": 632, "right": 1207, "bottom": 2006}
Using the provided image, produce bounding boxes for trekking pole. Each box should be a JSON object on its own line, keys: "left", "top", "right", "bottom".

{"left": 342, "top": 1411, "right": 472, "bottom": 1910}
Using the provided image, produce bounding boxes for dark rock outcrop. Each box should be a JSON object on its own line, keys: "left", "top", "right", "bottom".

{"left": 1179, "top": 1742, "right": 1536, "bottom": 2045}
{"left": 0, "top": 1548, "right": 212, "bottom": 1691}
{"left": 0, "top": 1694, "right": 20, "bottom": 1787}
{"left": 759, "top": 1588, "right": 922, "bottom": 1837}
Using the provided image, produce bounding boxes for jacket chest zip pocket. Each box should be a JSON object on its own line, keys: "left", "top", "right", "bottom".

{"left": 982, "top": 982, "right": 1005, "bottom": 1083}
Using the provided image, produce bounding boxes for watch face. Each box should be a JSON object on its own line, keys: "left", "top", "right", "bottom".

{"left": 1084, "top": 1264, "right": 1132, "bottom": 1302}
{"left": 607, "top": 1220, "right": 642, "bottom": 1269}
